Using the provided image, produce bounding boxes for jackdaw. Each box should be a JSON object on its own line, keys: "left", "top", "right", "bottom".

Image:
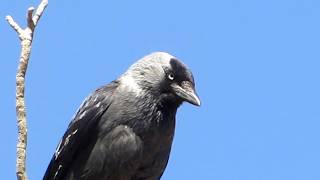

{"left": 43, "top": 52, "right": 200, "bottom": 180}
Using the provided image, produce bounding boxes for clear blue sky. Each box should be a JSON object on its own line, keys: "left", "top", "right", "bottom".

{"left": 1, "top": 0, "right": 320, "bottom": 179}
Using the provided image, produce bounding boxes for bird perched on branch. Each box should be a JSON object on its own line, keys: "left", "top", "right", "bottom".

{"left": 44, "top": 52, "right": 200, "bottom": 180}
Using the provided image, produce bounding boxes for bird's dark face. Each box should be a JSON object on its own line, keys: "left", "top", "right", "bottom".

{"left": 121, "top": 52, "right": 200, "bottom": 107}
{"left": 160, "top": 58, "right": 201, "bottom": 106}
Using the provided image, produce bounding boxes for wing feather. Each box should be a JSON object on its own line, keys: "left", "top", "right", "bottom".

{"left": 43, "top": 82, "right": 118, "bottom": 180}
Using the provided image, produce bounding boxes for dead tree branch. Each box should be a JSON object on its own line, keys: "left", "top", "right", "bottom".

{"left": 6, "top": 0, "right": 48, "bottom": 180}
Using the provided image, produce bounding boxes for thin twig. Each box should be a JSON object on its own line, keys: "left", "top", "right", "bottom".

{"left": 6, "top": 1, "right": 48, "bottom": 180}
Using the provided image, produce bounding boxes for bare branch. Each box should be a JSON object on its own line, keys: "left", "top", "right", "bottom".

{"left": 32, "top": 0, "right": 48, "bottom": 26}
{"left": 6, "top": 0, "right": 48, "bottom": 180}
{"left": 5, "top": 15, "right": 23, "bottom": 37}
{"left": 27, "top": 7, "right": 35, "bottom": 31}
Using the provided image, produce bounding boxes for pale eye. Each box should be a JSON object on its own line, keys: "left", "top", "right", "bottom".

{"left": 168, "top": 73, "right": 175, "bottom": 80}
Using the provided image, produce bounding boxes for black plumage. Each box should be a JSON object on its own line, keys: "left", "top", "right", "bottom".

{"left": 44, "top": 52, "right": 200, "bottom": 180}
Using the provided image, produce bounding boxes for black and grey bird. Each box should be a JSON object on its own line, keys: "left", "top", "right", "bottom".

{"left": 43, "top": 52, "right": 200, "bottom": 180}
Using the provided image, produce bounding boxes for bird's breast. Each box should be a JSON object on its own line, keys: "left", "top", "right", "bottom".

{"left": 130, "top": 107, "right": 176, "bottom": 177}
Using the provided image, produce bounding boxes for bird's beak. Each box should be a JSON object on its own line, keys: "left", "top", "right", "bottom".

{"left": 171, "top": 81, "right": 201, "bottom": 106}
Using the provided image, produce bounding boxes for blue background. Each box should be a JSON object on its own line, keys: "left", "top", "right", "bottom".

{"left": 1, "top": 0, "right": 320, "bottom": 179}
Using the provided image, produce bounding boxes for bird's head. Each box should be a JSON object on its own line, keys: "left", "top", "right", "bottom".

{"left": 120, "top": 52, "right": 200, "bottom": 107}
